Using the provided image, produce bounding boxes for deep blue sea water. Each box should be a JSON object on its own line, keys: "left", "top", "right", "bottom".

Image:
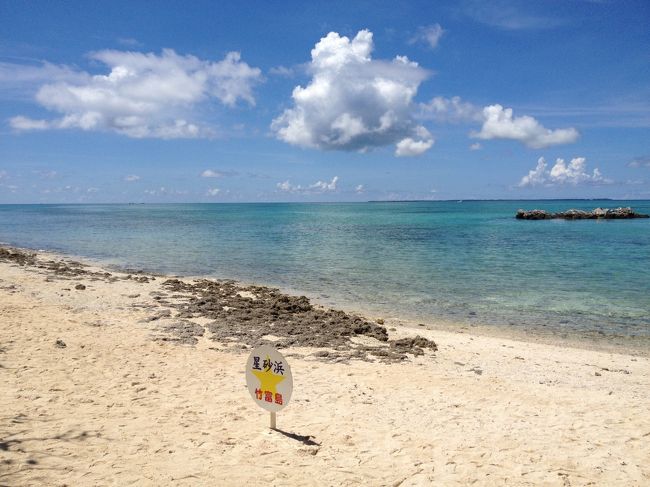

{"left": 1, "top": 200, "right": 649, "bottom": 338}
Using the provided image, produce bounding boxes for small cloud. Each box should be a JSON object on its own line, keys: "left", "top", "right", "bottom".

{"left": 395, "top": 128, "right": 435, "bottom": 157}
{"left": 419, "top": 96, "right": 482, "bottom": 123}
{"left": 309, "top": 176, "right": 339, "bottom": 191}
{"left": 269, "top": 65, "right": 294, "bottom": 77}
{"left": 123, "top": 174, "right": 140, "bottom": 182}
{"left": 201, "top": 169, "right": 222, "bottom": 178}
{"left": 0, "top": 60, "right": 88, "bottom": 92}
{"left": 117, "top": 37, "right": 142, "bottom": 47}
{"left": 10, "top": 116, "right": 50, "bottom": 131}
{"left": 469, "top": 142, "right": 482, "bottom": 151}
{"left": 32, "top": 169, "right": 58, "bottom": 179}
{"left": 627, "top": 156, "right": 650, "bottom": 168}
{"left": 473, "top": 105, "right": 579, "bottom": 149}
{"left": 277, "top": 180, "right": 294, "bottom": 192}
{"left": 355, "top": 184, "right": 365, "bottom": 194}
{"left": 277, "top": 176, "right": 340, "bottom": 194}
{"left": 200, "top": 169, "right": 238, "bottom": 178}
{"left": 206, "top": 188, "right": 221, "bottom": 196}
{"left": 460, "top": 0, "right": 566, "bottom": 31}
{"left": 410, "top": 24, "right": 445, "bottom": 49}
{"left": 143, "top": 186, "right": 187, "bottom": 196}
{"left": 87, "top": 187, "right": 99, "bottom": 193}
{"left": 518, "top": 156, "right": 611, "bottom": 187}
{"left": 421, "top": 97, "right": 579, "bottom": 149}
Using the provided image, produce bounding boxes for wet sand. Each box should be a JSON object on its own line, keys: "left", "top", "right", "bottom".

{"left": 1, "top": 246, "right": 649, "bottom": 485}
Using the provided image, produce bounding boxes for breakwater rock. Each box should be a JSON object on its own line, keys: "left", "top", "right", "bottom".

{"left": 516, "top": 207, "right": 649, "bottom": 220}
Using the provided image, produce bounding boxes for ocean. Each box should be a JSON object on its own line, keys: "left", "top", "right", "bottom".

{"left": 1, "top": 200, "right": 649, "bottom": 338}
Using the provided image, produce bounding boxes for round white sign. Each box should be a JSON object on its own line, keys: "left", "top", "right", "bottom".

{"left": 245, "top": 345, "right": 293, "bottom": 413}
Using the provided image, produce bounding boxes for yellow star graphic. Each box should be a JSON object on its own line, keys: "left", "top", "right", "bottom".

{"left": 252, "top": 355, "right": 285, "bottom": 394}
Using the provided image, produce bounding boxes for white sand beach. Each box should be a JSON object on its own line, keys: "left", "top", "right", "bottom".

{"left": 1, "top": 248, "right": 649, "bottom": 486}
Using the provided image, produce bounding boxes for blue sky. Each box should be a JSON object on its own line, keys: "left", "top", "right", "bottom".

{"left": 1, "top": 0, "right": 648, "bottom": 202}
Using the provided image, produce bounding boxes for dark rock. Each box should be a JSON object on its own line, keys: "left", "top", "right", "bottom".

{"left": 55, "top": 339, "right": 66, "bottom": 348}
{"left": 75, "top": 284, "right": 86, "bottom": 290}
{"left": 145, "top": 310, "right": 172, "bottom": 321}
{"left": 158, "top": 321, "right": 205, "bottom": 345}
{"left": 390, "top": 335, "right": 438, "bottom": 356}
{"left": 517, "top": 207, "right": 649, "bottom": 220}
{"left": 516, "top": 209, "right": 551, "bottom": 220}
{"left": 159, "top": 278, "right": 434, "bottom": 362}
{"left": 0, "top": 247, "right": 37, "bottom": 266}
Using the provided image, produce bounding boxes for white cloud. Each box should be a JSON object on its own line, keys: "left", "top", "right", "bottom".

{"left": 411, "top": 24, "right": 445, "bottom": 49}
{"left": 276, "top": 176, "right": 340, "bottom": 194}
{"left": 518, "top": 157, "right": 548, "bottom": 187}
{"left": 10, "top": 116, "right": 51, "bottom": 131}
{"left": 32, "top": 169, "right": 58, "bottom": 179}
{"left": 206, "top": 188, "right": 221, "bottom": 196}
{"left": 117, "top": 37, "right": 142, "bottom": 47}
{"left": 277, "top": 180, "right": 294, "bottom": 192}
{"left": 87, "top": 187, "right": 99, "bottom": 193}
{"left": 269, "top": 65, "right": 295, "bottom": 77}
{"left": 473, "top": 105, "right": 579, "bottom": 148}
{"left": 518, "top": 156, "right": 611, "bottom": 187}
{"left": 201, "top": 169, "right": 220, "bottom": 178}
{"left": 461, "top": 1, "right": 566, "bottom": 31}
{"left": 145, "top": 186, "right": 187, "bottom": 196}
{"left": 9, "top": 49, "right": 262, "bottom": 139}
{"left": 419, "top": 96, "right": 482, "bottom": 123}
{"left": 0, "top": 61, "right": 88, "bottom": 89}
{"left": 124, "top": 174, "right": 140, "bottom": 182}
{"left": 420, "top": 96, "right": 579, "bottom": 149}
{"left": 309, "top": 176, "right": 339, "bottom": 191}
{"left": 627, "top": 157, "right": 650, "bottom": 168}
{"left": 355, "top": 184, "right": 365, "bottom": 193}
{"left": 469, "top": 142, "right": 482, "bottom": 151}
{"left": 395, "top": 127, "right": 435, "bottom": 156}
{"left": 272, "top": 30, "right": 434, "bottom": 157}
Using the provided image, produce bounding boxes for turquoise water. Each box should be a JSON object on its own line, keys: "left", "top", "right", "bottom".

{"left": 1, "top": 201, "right": 649, "bottom": 337}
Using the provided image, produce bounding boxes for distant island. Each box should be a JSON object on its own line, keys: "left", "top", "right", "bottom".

{"left": 516, "top": 207, "right": 649, "bottom": 220}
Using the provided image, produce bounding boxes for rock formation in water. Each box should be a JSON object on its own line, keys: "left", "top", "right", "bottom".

{"left": 516, "top": 207, "right": 649, "bottom": 220}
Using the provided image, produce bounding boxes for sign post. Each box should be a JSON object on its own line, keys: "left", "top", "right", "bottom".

{"left": 245, "top": 345, "right": 293, "bottom": 430}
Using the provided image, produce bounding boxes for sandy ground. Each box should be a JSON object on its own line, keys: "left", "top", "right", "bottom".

{"left": 1, "top": 250, "right": 649, "bottom": 486}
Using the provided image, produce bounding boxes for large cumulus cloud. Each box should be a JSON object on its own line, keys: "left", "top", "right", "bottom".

{"left": 9, "top": 49, "right": 262, "bottom": 139}
{"left": 271, "top": 30, "right": 434, "bottom": 157}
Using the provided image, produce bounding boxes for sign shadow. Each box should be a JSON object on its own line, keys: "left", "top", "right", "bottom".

{"left": 271, "top": 428, "right": 321, "bottom": 446}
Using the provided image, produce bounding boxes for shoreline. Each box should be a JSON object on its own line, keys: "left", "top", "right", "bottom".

{"left": 2, "top": 243, "right": 647, "bottom": 358}
{"left": 2, "top": 243, "right": 649, "bottom": 484}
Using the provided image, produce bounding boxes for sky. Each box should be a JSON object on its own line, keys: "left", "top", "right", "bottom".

{"left": 0, "top": 0, "right": 649, "bottom": 203}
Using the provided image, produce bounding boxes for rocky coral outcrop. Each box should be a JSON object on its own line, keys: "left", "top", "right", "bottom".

{"left": 516, "top": 207, "right": 649, "bottom": 220}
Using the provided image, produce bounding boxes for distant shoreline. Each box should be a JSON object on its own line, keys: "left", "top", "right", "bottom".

{"left": 4, "top": 198, "right": 650, "bottom": 206}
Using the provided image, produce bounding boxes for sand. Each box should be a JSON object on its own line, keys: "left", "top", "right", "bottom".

{"left": 1, "top": 247, "right": 649, "bottom": 486}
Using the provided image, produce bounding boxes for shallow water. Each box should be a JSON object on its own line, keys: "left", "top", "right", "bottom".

{"left": 1, "top": 200, "right": 649, "bottom": 338}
